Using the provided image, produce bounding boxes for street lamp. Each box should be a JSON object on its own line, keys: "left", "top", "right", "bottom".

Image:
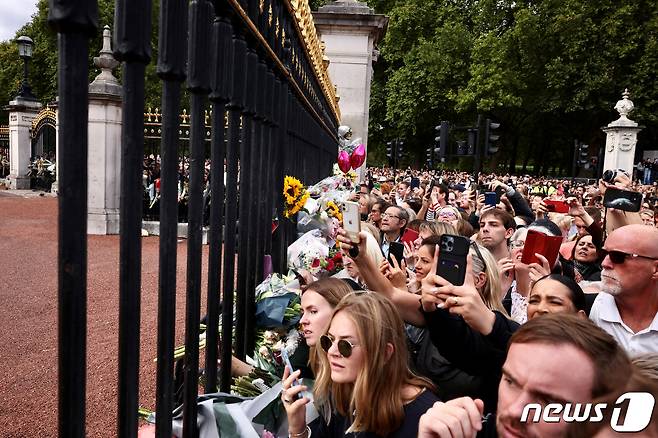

{"left": 16, "top": 36, "right": 36, "bottom": 101}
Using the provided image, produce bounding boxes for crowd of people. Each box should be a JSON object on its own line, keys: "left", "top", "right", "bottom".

{"left": 273, "top": 166, "right": 658, "bottom": 437}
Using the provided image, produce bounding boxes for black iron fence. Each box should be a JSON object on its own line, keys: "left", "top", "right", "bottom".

{"left": 50, "top": 0, "right": 338, "bottom": 436}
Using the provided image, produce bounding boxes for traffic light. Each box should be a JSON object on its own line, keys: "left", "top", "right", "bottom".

{"left": 467, "top": 128, "right": 477, "bottom": 155}
{"left": 578, "top": 143, "right": 589, "bottom": 167}
{"left": 456, "top": 140, "right": 467, "bottom": 155}
{"left": 484, "top": 119, "right": 500, "bottom": 157}
{"left": 435, "top": 121, "right": 449, "bottom": 159}
{"left": 397, "top": 140, "right": 405, "bottom": 161}
{"left": 426, "top": 146, "right": 433, "bottom": 167}
{"left": 386, "top": 141, "right": 393, "bottom": 166}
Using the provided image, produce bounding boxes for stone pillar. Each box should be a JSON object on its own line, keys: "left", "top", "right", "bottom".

{"left": 87, "top": 25, "right": 122, "bottom": 235}
{"left": 7, "top": 99, "right": 42, "bottom": 189}
{"left": 314, "top": 0, "right": 388, "bottom": 174}
{"left": 602, "top": 89, "right": 643, "bottom": 174}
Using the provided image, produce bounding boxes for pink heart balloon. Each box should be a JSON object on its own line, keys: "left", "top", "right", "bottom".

{"left": 337, "top": 150, "right": 351, "bottom": 173}
{"left": 350, "top": 144, "right": 366, "bottom": 169}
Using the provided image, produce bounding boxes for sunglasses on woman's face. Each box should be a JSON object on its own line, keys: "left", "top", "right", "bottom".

{"left": 320, "top": 334, "right": 357, "bottom": 358}
{"left": 601, "top": 248, "right": 658, "bottom": 264}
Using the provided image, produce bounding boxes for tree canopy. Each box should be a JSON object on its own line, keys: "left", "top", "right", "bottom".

{"left": 366, "top": 0, "right": 658, "bottom": 174}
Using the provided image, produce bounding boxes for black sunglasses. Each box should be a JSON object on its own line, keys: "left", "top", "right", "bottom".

{"left": 601, "top": 248, "right": 658, "bottom": 264}
{"left": 320, "top": 334, "right": 357, "bottom": 358}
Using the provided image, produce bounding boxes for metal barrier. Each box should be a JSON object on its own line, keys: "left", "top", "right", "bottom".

{"left": 49, "top": 0, "right": 339, "bottom": 436}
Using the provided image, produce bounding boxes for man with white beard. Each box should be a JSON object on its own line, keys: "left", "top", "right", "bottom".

{"left": 589, "top": 224, "right": 658, "bottom": 355}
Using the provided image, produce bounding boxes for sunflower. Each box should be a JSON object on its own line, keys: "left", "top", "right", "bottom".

{"left": 325, "top": 201, "right": 343, "bottom": 223}
{"left": 292, "top": 192, "right": 310, "bottom": 214}
{"left": 283, "top": 176, "right": 303, "bottom": 205}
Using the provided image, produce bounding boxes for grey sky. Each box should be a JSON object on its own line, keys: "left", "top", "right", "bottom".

{"left": 0, "top": 1, "right": 39, "bottom": 43}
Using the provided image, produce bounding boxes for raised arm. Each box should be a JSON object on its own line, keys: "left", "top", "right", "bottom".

{"left": 336, "top": 230, "right": 426, "bottom": 326}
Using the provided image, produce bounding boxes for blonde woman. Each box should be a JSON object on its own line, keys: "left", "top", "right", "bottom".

{"left": 281, "top": 293, "right": 437, "bottom": 437}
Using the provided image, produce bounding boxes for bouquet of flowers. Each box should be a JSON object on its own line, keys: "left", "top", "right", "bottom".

{"left": 283, "top": 175, "right": 309, "bottom": 219}
{"left": 307, "top": 247, "right": 344, "bottom": 277}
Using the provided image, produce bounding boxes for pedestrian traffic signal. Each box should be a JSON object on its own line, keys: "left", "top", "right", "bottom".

{"left": 484, "top": 119, "right": 500, "bottom": 157}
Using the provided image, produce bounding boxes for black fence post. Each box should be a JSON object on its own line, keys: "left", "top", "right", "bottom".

{"left": 113, "top": 0, "right": 152, "bottom": 435}
{"left": 182, "top": 1, "right": 213, "bottom": 436}
{"left": 155, "top": 1, "right": 188, "bottom": 436}
{"left": 219, "top": 23, "right": 248, "bottom": 393}
{"left": 206, "top": 1, "right": 234, "bottom": 396}
{"left": 48, "top": 1, "right": 98, "bottom": 437}
{"left": 235, "top": 41, "right": 259, "bottom": 360}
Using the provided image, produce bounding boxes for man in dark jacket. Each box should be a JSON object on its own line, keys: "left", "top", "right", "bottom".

{"left": 417, "top": 315, "right": 633, "bottom": 438}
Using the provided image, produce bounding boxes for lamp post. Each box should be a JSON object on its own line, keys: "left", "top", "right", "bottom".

{"left": 16, "top": 36, "right": 36, "bottom": 101}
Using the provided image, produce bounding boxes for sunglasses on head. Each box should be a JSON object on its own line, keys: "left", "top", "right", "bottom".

{"left": 320, "top": 334, "right": 357, "bottom": 358}
{"left": 600, "top": 248, "right": 658, "bottom": 264}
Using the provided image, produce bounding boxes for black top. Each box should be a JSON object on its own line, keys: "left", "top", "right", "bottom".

{"left": 422, "top": 308, "right": 520, "bottom": 414}
{"left": 309, "top": 389, "right": 439, "bottom": 437}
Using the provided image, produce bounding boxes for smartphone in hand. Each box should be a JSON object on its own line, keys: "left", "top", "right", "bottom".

{"left": 544, "top": 199, "right": 570, "bottom": 213}
{"left": 388, "top": 241, "right": 405, "bottom": 267}
{"left": 521, "top": 229, "right": 563, "bottom": 267}
{"left": 401, "top": 228, "right": 419, "bottom": 245}
{"left": 484, "top": 192, "right": 498, "bottom": 207}
{"left": 603, "top": 187, "right": 642, "bottom": 212}
{"left": 280, "top": 348, "right": 302, "bottom": 400}
{"left": 437, "top": 234, "right": 470, "bottom": 286}
{"left": 342, "top": 201, "right": 361, "bottom": 243}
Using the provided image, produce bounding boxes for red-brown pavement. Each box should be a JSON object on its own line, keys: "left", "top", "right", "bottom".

{"left": 0, "top": 190, "right": 210, "bottom": 437}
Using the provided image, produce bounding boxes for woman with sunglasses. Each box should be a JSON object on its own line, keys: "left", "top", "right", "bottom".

{"left": 300, "top": 278, "right": 356, "bottom": 377}
{"left": 281, "top": 292, "right": 437, "bottom": 438}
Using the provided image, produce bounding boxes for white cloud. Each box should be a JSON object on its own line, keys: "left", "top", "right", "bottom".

{"left": 0, "top": 2, "right": 40, "bottom": 43}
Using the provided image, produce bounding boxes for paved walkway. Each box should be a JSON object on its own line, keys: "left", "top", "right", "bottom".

{"left": 0, "top": 191, "right": 208, "bottom": 437}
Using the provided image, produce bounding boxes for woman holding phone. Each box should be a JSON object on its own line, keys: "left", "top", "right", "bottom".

{"left": 281, "top": 292, "right": 437, "bottom": 438}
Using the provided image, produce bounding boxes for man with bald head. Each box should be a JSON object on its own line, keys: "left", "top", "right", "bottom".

{"left": 589, "top": 224, "right": 658, "bottom": 355}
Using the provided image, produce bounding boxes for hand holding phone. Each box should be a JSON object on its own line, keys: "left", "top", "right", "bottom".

{"left": 401, "top": 228, "right": 419, "bottom": 245}
{"left": 388, "top": 241, "right": 405, "bottom": 267}
{"left": 342, "top": 201, "right": 361, "bottom": 243}
{"left": 280, "top": 348, "right": 301, "bottom": 400}
{"left": 437, "top": 234, "right": 470, "bottom": 286}
{"left": 544, "top": 199, "right": 570, "bottom": 213}
{"left": 520, "top": 229, "right": 562, "bottom": 267}
{"left": 484, "top": 192, "right": 498, "bottom": 207}
{"left": 603, "top": 187, "right": 642, "bottom": 212}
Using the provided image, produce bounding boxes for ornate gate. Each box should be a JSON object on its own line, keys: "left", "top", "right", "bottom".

{"left": 0, "top": 125, "right": 8, "bottom": 178}
{"left": 31, "top": 106, "right": 57, "bottom": 159}
{"left": 51, "top": 0, "right": 339, "bottom": 437}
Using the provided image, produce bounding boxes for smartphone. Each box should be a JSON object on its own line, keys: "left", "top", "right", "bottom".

{"left": 603, "top": 187, "right": 642, "bottom": 212}
{"left": 544, "top": 199, "right": 570, "bottom": 213}
{"left": 342, "top": 201, "right": 361, "bottom": 243}
{"left": 410, "top": 177, "right": 420, "bottom": 189}
{"left": 388, "top": 241, "right": 405, "bottom": 267}
{"left": 401, "top": 228, "right": 419, "bottom": 245}
{"left": 280, "top": 348, "right": 301, "bottom": 399}
{"left": 484, "top": 192, "right": 498, "bottom": 207}
{"left": 437, "top": 234, "right": 470, "bottom": 286}
{"left": 521, "top": 229, "right": 563, "bottom": 267}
